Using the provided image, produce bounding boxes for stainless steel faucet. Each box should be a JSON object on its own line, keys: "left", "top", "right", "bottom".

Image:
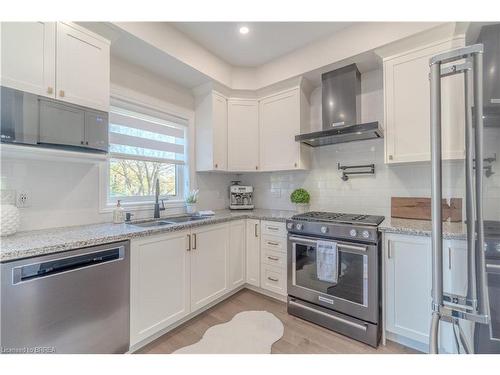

{"left": 153, "top": 178, "right": 165, "bottom": 219}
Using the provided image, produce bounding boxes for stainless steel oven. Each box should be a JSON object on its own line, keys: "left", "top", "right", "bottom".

{"left": 285, "top": 212, "right": 384, "bottom": 347}
{"left": 288, "top": 234, "right": 379, "bottom": 323}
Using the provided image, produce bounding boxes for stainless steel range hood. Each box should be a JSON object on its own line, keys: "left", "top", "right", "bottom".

{"left": 296, "top": 64, "right": 383, "bottom": 147}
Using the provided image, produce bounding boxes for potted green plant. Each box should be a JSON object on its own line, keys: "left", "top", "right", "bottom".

{"left": 185, "top": 189, "right": 199, "bottom": 214}
{"left": 290, "top": 188, "right": 311, "bottom": 213}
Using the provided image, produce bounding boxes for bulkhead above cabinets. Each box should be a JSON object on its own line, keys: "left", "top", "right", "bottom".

{"left": 194, "top": 78, "right": 312, "bottom": 173}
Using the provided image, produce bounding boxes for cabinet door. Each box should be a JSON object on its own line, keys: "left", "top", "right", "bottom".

{"left": 246, "top": 219, "right": 261, "bottom": 287}
{"left": 84, "top": 110, "right": 108, "bottom": 152}
{"left": 56, "top": 22, "right": 110, "bottom": 111}
{"left": 259, "top": 88, "right": 301, "bottom": 171}
{"left": 212, "top": 93, "right": 228, "bottom": 170}
{"left": 228, "top": 99, "right": 259, "bottom": 171}
{"left": 385, "top": 234, "right": 432, "bottom": 344}
{"left": 443, "top": 240, "right": 468, "bottom": 296}
{"left": 0, "top": 22, "right": 55, "bottom": 97}
{"left": 229, "top": 220, "right": 246, "bottom": 289}
{"left": 130, "top": 231, "right": 190, "bottom": 346}
{"left": 190, "top": 224, "right": 229, "bottom": 311}
{"left": 384, "top": 38, "right": 465, "bottom": 163}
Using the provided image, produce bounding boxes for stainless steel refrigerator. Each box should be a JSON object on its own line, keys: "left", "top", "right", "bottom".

{"left": 429, "top": 23, "right": 500, "bottom": 354}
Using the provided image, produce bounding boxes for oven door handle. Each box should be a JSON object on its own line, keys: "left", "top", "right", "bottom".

{"left": 288, "top": 236, "right": 367, "bottom": 252}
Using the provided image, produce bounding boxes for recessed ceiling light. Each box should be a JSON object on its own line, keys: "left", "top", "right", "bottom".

{"left": 239, "top": 26, "right": 249, "bottom": 35}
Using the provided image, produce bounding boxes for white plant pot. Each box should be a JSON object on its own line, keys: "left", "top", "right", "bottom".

{"left": 186, "top": 203, "right": 197, "bottom": 214}
{"left": 295, "top": 203, "right": 310, "bottom": 214}
{"left": 1, "top": 204, "right": 20, "bottom": 236}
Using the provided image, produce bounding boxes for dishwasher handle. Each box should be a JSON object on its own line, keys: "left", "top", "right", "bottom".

{"left": 12, "top": 246, "right": 125, "bottom": 284}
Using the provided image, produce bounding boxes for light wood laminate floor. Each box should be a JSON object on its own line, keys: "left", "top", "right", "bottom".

{"left": 136, "top": 289, "right": 419, "bottom": 354}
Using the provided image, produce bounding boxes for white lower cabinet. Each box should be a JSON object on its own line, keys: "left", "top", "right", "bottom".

{"left": 245, "top": 219, "right": 261, "bottom": 287}
{"left": 130, "top": 231, "right": 190, "bottom": 346}
{"left": 190, "top": 223, "right": 230, "bottom": 311}
{"left": 384, "top": 233, "right": 469, "bottom": 353}
{"left": 259, "top": 221, "right": 287, "bottom": 296}
{"left": 229, "top": 220, "right": 246, "bottom": 289}
{"left": 130, "top": 219, "right": 292, "bottom": 349}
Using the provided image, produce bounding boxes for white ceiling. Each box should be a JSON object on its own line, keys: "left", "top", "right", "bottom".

{"left": 172, "top": 22, "right": 353, "bottom": 67}
{"left": 79, "top": 22, "right": 210, "bottom": 89}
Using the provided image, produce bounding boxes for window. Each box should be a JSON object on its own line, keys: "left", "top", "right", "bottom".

{"left": 105, "top": 101, "right": 188, "bottom": 206}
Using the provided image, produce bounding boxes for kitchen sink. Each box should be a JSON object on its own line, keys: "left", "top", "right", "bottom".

{"left": 130, "top": 215, "right": 206, "bottom": 228}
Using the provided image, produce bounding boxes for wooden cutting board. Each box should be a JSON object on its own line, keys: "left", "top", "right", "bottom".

{"left": 391, "top": 197, "right": 462, "bottom": 222}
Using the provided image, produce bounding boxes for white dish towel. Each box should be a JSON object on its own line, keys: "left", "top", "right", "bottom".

{"left": 316, "top": 240, "right": 338, "bottom": 283}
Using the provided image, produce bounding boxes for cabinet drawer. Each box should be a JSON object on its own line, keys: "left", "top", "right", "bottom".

{"left": 260, "top": 264, "right": 287, "bottom": 296}
{"left": 261, "top": 249, "right": 286, "bottom": 268}
{"left": 261, "top": 221, "right": 286, "bottom": 237}
{"left": 261, "top": 235, "right": 286, "bottom": 253}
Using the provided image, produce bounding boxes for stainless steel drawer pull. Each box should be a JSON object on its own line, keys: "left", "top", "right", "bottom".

{"left": 267, "top": 226, "right": 279, "bottom": 231}
{"left": 192, "top": 234, "right": 197, "bottom": 250}
{"left": 267, "top": 256, "right": 279, "bottom": 261}
{"left": 289, "top": 299, "right": 368, "bottom": 332}
{"left": 254, "top": 223, "right": 258, "bottom": 237}
{"left": 268, "top": 276, "right": 279, "bottom": 282}
{"left": 448, "top": 247, "right": 452, "bottom": 270}
{"left": 187, "top": 234, "right": 191, "bottom": 251}
{"left": 267, "top": 241, "right": 279, "bottom": 246}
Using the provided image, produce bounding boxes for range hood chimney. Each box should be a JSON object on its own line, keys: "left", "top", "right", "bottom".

{"left": 296, "top": 63, "right": 383, "bottom": 147}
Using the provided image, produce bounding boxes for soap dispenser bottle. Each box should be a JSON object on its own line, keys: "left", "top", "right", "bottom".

{"left": 113, "top": 200, "right": 125, "bottom": 224}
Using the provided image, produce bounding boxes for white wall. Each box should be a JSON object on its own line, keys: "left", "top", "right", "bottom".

{"left": 0, "top": 58, "right": 233, "bottom": 231}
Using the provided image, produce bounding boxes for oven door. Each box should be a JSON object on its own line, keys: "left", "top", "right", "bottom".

{"left": 287, "top": 234, "right": 379, "bottom": 323}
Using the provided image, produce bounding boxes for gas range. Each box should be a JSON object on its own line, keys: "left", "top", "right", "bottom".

{"left": 286, "top": 211, "right": 385, "bottom": 243}
{"left": 286, "top": 211, "right": 385, "bottom": 347}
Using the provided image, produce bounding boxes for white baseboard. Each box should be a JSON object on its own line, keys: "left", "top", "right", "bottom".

{"left": 244, "top": 284, "right": 287, "bottom": 302}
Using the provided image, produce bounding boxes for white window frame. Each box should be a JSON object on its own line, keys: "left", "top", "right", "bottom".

{"left": 99, "top": 85, "right": 195, "bottom": 213}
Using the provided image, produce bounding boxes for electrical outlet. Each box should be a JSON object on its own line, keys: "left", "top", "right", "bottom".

{"left": 17, "top": 191, "right": 31, "bottom": 208}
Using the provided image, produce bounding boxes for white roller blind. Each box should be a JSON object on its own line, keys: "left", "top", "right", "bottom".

{"left": 109, "top": 105, "right": 186, "bottom": 164}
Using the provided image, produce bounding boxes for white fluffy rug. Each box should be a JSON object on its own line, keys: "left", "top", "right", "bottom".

{"left": 173, "top": 311, "right": 284, "bottom": 354}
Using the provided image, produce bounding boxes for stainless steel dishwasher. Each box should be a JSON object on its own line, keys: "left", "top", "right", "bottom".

{"left": 1, "top": 241, "right": 130, "bottom": 354}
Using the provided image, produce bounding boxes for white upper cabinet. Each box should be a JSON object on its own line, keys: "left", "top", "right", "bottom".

{"left": 1, "top": 22, "right": 56, "bottom": 97}
{"left": 0, "top": 22, "right": 109, "bottom": 111}
{"left": 56, "top": 22, "right": 110, "bottom": 111}
{"left": 383, "top": 37, "right": 465, "bottom": 163}
{"left": 259, "top": 87, "right": 310, "bottom": 171}
{"left": 227, "top": 98, "right": 259, "bottom": 171}
{"left": 195, "top": 91, "right": 228, "bottom": 171}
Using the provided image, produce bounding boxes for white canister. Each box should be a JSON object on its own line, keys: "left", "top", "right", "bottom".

{"left": 186, "top": 203, "right": 197, "bottom": 215}
{"left": 295, "top": 203, "right": 310, "bottom": 214}
{"left": 1, "top": 204, "right": 20, "bottom": 236}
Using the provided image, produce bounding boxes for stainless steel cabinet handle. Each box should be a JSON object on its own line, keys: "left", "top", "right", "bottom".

{"left": 267, "top": 256, "right": 279, "bottom": 261}
{"left": 254, "top": 223, "right": 258, "bottom": 237}
{"left": 192, "top": 233, "right": 197, "bottom": 250}
{"left": 267, "top": 226, "right": 279, "bottom": 231}
{"left": 187, "top": 234, "right": 191, "bottom": 251}
{"left": 387, "top": 241, "right": 392, "bottom": 259}
{"left": 267, "top": 241, "right": 279, "bottom": 246}
{"left": 448, "top": 247, "right": 452, "bottom": 270}
{"left": 268, "top": 277, "right": 279, "bottom": 282}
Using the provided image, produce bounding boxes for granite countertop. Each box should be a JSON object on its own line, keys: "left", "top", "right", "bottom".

{"left": 0, "top": 209, "right": 295, "bottom": 263}
{"left": 379, "top": 217, "right": 467, "bottom": 240}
